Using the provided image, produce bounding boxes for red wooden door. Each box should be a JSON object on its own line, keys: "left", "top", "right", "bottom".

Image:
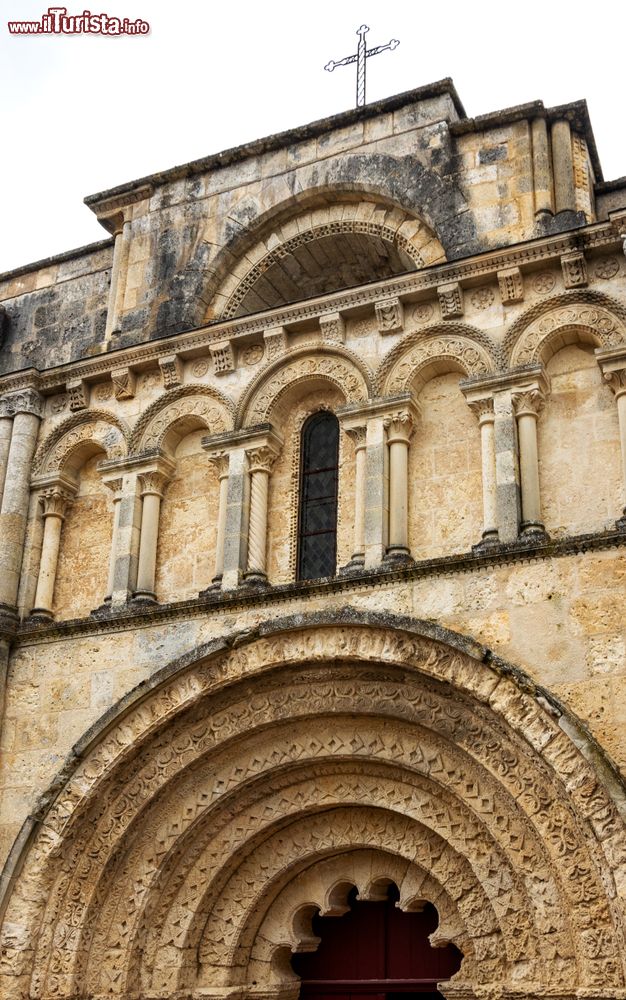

{"left": 292, "top": 888, "right": 461, "bottom": 1000}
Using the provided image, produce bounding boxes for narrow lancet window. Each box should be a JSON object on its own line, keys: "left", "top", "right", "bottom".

{"left": 297, "top": 411, "right": 339, "bottom": 580}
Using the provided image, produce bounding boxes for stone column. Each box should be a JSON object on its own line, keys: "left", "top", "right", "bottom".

{"left": 0, "top": 390, "right": 43, "bottom": 622}
{"left": 383, "top": 409, "right": 415, "bottom": 562}
{"left": 109, "top": 218, "right": 132, "bottom": 339}
{"left": 551, "top": 119, "right": 576, "bottom": 215}
{"left": 531, "top": 117, "right": 554, "bottom": 219}
{"left": 100, "top": 470, "right": 143, "bottom": 606}
{"left": 135, "top": 470, "right": 170, "bottom": 602}
{"left": 600, "top": 364, "right": 626, "bottom": 529}
{"left": 363, "top": 416, "right": 388, "bottom": 570}
{"left": 244, "top": 444, "right": 280, "bottom": 585}
{"left": 206, "top": 451, "right": 229, "bottom": 587}
{"left": 343, "top": 426, "right": 367, "bottom": 569}
{"left": 492, "top": 389, "right": 522, "bottom": 543}
{"left": 0, "top": 397, "right": 13, "bottom": 507}
{"left": 468, "top": 398, "right": 499, "bottom": 546}
{"left": 31, "top": 485, "right": 76, "bottom": 620}
{"left": 513, "top": 387, "right": 547, "bottom": 537}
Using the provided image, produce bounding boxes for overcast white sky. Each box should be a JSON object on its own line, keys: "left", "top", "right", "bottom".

{"left": 1, "top": 0, "right": 624, "bottom": 274}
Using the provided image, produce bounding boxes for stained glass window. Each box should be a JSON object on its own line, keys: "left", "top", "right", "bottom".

{"left": 297, "top": 411, "right": 339, "bottom": 580}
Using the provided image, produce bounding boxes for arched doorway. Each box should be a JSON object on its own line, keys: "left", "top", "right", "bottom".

{"left": 292, "top": 885, "right": 461, "bottom": 1000}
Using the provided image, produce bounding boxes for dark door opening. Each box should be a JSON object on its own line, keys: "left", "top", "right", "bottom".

{"left": 291, "top": 886, "right": 462, "bottom": 1000}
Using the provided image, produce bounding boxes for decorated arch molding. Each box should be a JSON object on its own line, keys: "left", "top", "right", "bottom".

{"left": 32, "top": 409, "right": 130, "bottom": 477}
{"left": 376, "top": 324, "right": 497, "bottom": 397}
{"left": 211, "top": 200, "right": 447, "bottom": 321}
{"left": 129, "top": 383, "right": 234, "bottom": 454}
{"left": 235, "top": 346, "right": 372, "bottom": 429}
{"left": 1, "top": 610, "right": 625, "bottom": 1000}
{"left": 504, "top": 290, "right": 626, "bottom": 368}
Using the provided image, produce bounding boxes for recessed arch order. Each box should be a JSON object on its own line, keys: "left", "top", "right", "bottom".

{"left": 0, "top": 610, "right": 624, "bottom": 1000}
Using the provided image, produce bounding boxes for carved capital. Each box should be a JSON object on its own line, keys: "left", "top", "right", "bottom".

{"left": 375, "top": 297, "right": 404, "bottom": 335}
{"left": 263, "top": 325, "right": 288, "bottom": 360}
{"left": 0, "top": 396, "right": 12, "bottom": 419}
{"left": 344, "top": 425, "right": 367, "bottom": 450}
{"left": 383, "top": 409, "right": 415, "bottom": 444}
{"left": 210, "top": 340, "right": 236, "bottom": 375}
{"left": 603, "top": 368, "right": 626, "bottom": 399}
{"left": 39, "top": 486, "right": 75, "bottom": 519}
{"left": 512, "top": 387, "right": 546, "bottom": 418}
{"left": 101, "top": 476, "right": 124, "bottom": 504}
{"left": 246, "top": 444, "right": 280, "bottom": 474}
{"left": 319, "top": 312, "right": 346, "bottom": 343}
{"left": 437, "top": 282, "right": 464, "bottom": 319}
{"left": 138, "top": 470, "right": 170, "bottom": 497}
{"left": 158, "top": 354, "right": 183, "bottom": 390}
{"left": 111, "top": 367, "right": 137, "bottom": 400}
{"left": 467, "top": 397, "right": 495, "bottom": 425}
{"left": 66, "top": 379, "right": 89, "bottom": 412}
{"left": 4, "top": 388, "right": 44, "bottom": 418}
{"left": 561, "top": 251, "right": 588, "bottom": 288}
{"left": 497, "top": 266, "right": 524, "bottom": 304}
{"left": 206, "top": 450, "right": 230, "bottom": 479}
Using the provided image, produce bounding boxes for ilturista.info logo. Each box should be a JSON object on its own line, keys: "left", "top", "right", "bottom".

{"left": 7, "top": 6, "right": 150, "bottom": 34}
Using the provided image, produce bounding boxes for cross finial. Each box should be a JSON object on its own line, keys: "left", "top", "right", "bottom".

{"left": 325, "top": 24, "right": 400, "bottom": 108}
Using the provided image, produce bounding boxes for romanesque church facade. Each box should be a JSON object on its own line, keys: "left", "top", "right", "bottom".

{"left": 0, "top": 80, "right": 625, "bottom": 1000}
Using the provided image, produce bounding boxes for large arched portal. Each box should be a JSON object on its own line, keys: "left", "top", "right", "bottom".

{"left": 0, "top": 611, "right": 624, "bottom": 1000}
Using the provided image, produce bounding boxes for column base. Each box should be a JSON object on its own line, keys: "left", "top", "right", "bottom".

{"left": 200, "top": 575, "right": 224, "bottom": 596}
{"left": 339, "top": 554, "right": 365, "bottom": 575}
{"left": 242, "top": 571, "right": 269, "bottom": 587}
{"left": 472, "top": 530, "right": 500, "bottom": 553}
{"left": 132, "top": 590, "right": 158, "bottom": 605}
{"left": 0, "top": 602, "right": 19, "bottom": 627}
{"left": 616, "top": 510, "right": 626, "bottom": 532}
{"left": 383, "top": 546, "right": 414, "bottom": 566}
{"left": 27, "top": 608, "right": 54, "bottom": 623}
{"left": 520, "top": 521, "right": 550, "bottom": 542}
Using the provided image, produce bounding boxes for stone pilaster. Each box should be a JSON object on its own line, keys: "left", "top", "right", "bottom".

{"left": 551, "top": 119, "right": 576, "bottom": 215}
{"left": 100, "top": 469, "right": 142, "bottom": 606}
{"left": 30, "top": 481, "right": 77, "bottom": 620}
{"left": 220, "top": 447, "right": 249, "bottom": 591}
{"left": 0, "top": 390, "right": 44, "bottom": 623}
{"left": 596, "top": 349, "right": 626, "bottom": 529}
{"left": 342, "top": 425, "right": 367, "bottom": 569}
{"left": 512, "top": 382, "right": 549, "bottom": 538}
{"left": 363, "top": 416, "right": 388, "bottom": 570}
{"left": 244, "top": 442, "right": 281, "bottom": 585}
{"left": 383, "top": 407, "right": 417, "bottom": 563}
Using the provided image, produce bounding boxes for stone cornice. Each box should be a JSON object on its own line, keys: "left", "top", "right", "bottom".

{"left": 4, "top": 526, "right": 625, "bottom": 647}
{"left": 0, "top": 221, "right": 622, "bottom": 399}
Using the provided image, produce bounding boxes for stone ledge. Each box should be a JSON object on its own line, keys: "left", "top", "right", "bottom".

{"left": 6, "top": 525, "right": 626, "bottom": 646}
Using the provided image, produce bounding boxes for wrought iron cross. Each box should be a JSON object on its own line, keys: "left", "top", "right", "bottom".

{"left": 325, "top": 25, "right": 400, "bottom": 108}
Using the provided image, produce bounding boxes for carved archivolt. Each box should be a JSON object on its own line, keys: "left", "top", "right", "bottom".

{"left": 1, "top": 613, "right": 625, "bottom": 1000}
{"left": 32, "top": 409, "right": 130, "bottom": 476}
{"left": 129, "top": 384, "right": 234, "bottom": 454}
{"left": 236, "top": 346, "right": 372, "bottom": 429}
{"left": 505, "top": 290, "right": 626, "bottom": 368}
{"left": 211, "top": 201, "right": 447, "bottom": 321}
{"left": 377, "top": 325, "right": 497, "bottom": 396}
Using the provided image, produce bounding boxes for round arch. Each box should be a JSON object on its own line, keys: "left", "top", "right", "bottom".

{"left": 129, "top": 383, "right": 234, "bottom": 455}
{"left": 504, "top": 290, "right": 626, "bottom": 369}
{"left": 0, "top": 610, "right": 624, "bottom": 1000}
{"left": 235, "top": 345, "right": 373, "bottom": 430}
{"left": 32, "top": 409, "right": 130, "bottom": 478}
{"left": 376, "top": 324, "right": 497, "bottom": 397}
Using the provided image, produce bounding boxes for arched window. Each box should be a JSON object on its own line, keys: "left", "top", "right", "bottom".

{"left": 297, "top": 411, "right": 339, "bottom": 580}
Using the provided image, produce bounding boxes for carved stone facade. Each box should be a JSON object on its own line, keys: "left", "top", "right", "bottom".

{"left": 0, "top": 82, "right": 626, "bottom": 1000}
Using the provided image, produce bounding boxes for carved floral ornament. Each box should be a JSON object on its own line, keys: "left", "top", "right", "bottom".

{"left": 33, "top": 413, "right": 129, "bottom": 476}
{"left": 237, "top": 352, "right": 371, "bottom": 429}
{"left": 510, "top": 303, "right": 626, "bottom": 367}
{"left": 1, "top": 618, "right": 624, "bottom": 1000}
{"left": 381, "top": 335, "right": 495, "bottom": 396}
{"left": 130, "top": 386, "right": 233, "bottom": 453}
